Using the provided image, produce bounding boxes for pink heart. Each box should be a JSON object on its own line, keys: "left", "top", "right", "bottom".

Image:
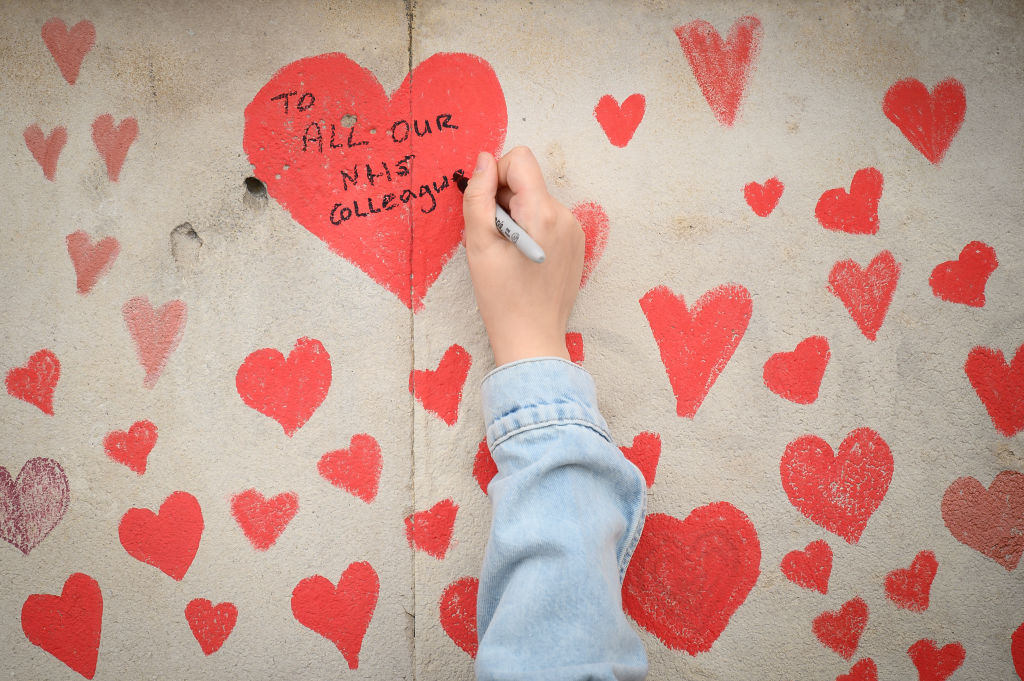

{"left": 24, "top": 125, "right": 67, "bottom": 181}
{"left": 0, "top": 458, "right": 70, "bottom": 554}
{"left": 122, "top": 297, "right": 187, "bottom": 389}
{"left": 41, "top": 18, "right": 95, "bottom": 85}
{"left": 92, "top": 114, "right": 138, "bottom": 181}
{"left": 66, "top": 231, "right": 119, "bottom": 294}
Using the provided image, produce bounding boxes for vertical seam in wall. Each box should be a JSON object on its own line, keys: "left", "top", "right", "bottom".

{"left": 405, "top": 1, "right": 417, "bottom": 679}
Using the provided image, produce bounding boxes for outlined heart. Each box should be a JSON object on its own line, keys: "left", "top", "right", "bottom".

{"left": 24, "top": 125, "right": 67, "bottom": 181}
{"left": 812, "top": 596, "right": 868, "bottom": 660}
{"left": 1012, "top": 621, "right": 1024, "bottom": 679}
{"left": 838, "top": 658, "right": 878, "bottom": 681}
{"left": 930, "top": 240, "right": 997, "bottom": 307}
{"left": 828, "top": 250, "right": 901, "bottom": 341}
{"left": 236, "top": 337, "right": 332, "bottom": 436}
{"left": 674, "top": 16, "right": 763, "bottom": 127}
{"left": 781, "top": 428, "right": 893, "bottom": 543}
{"left": 883, "top": 78, "right": 966, "bottom": 164}
{"left": 41, "top": 18, "right": 95, "bottom": 85}
{"left": 103, "top": 420, "right": 157, "bottom": 475}
{"left": 405, "top": 498, "right": 458, "bottom": 559}
{"left": 6, "top": 349, "right": 60, "bottom": 415}
{"left": 21, "top": 572, "right": 102, "bottom": 679}
{"left": 780, "top": 539, "right": 832, "bottom": 594}
{"left": 885, "top": 550, "right": 937, "bottom": 611}
{"left": 291, "top": 561, "right": 379, "bottom": 669}
{"left": 640, "top": 284, "right": 752, "bottom": 418}
{"left": 744, "top": 177, "right": 783, "bottom": 217}
{"left": 440, "top": 576, "right": 479, "bottom": 658}
{"left": 941, "top": 470, "right": 1024, "bottom": 570}
{"left": 908, "top": 639, "right": 965, "bottom": 681}
{"left": 763, "top": 335, "right": 830, "bottom": 404}
{"left": 1, "top": 457, "right": 69, "bottom": 554}
{"left": 185, "top": 598, "right": 237, "bottom": 655}
{"left": 815, "top": 167, "right": 884, "bottom": 235}
{"left": 123, "top": 297, "right": 186, "bottom": 389}
{"left": 620, "top": 432, "right": 661, "bottom": 488}
{"left": 118, "top": 490, "right": 203, "bottom": 580}
{"left": 964, "top": 343, "right": 1024, "bottom": 437}
{"left": 92, "top": 114, "right": 137, "bottom": 181}
{"left": 230, "top": 489, "right": 298, "bottom": 551}
{"left": 473, "top": 438, "right": 498, "bottom": 495}
{"left": 318, "top": 434, "right": 382, "bottom": 503}
{"left": 66, "top": 231, "right": 119, "bottom": 294}
{"left": 409, "top": 344, "right": 471, "bottom": 426}
{"left": 244, "top": 52, "right": 506, "bottom": 311}
{"left": 565, "top": 331, "right": 585, "bottom": 364}
{"left": 573, "top": 201, "right": 609, "bottom": 287}
{"left": 622, "top": 505, "right": 760, "bottom": 655}
{"left": 594, "top": 93, "right": 645, "bottom": 147}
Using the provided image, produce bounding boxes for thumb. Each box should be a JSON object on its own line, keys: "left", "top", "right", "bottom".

{"left": 463, "top": 152, "right": 500, "bottom": 247}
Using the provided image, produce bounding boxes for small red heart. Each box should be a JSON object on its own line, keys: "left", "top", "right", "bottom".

{"left": 884, "top": 550, "right": 937, "bottom": 611}
{"left": 930, "top": 241, "right": 997, "bottom": 307}
{"left": 815, "top": 167, "right": 884, "bottom": 235}
{"left": 594, "top": 93, "right": 645, "bottom": 147}
{"left": 66, "top": 231, "right": 119, "bottom": 295}
{"left": 964, "top": 343, "right": 1024, "bottom": 437}
{"left": 405, "top": 498, "right": 458, "bottom": 559}
{"left": 318, "top": 434, "right": 382, "bottom": 503}
{"left": 24, "top": 125, "right": 67, "bottom": 181}
{"left": 440, "top": 576, "right": 479, "bottom": 658}
{"left": 883, "top": 78, "right": 966, "bottom": 165}
{"left": 837, "top": 658, "right": 877, "bottom": 681}
{"left": 236, "top": 337, "right": 332, "bottom": 436}
{"left": 619, "top": 432, "right": 661, "bottom": 488}
{"left": 6, "top": 349, "right": 60, "bottom": 415}
{"left": 103, "top": 420, "right": 158, "bottom": 475}
{"left": 1011, "top": 621, "right": 1024, "bottom": 679}
{"left": 118, "top": 491, "right": 203, "bottom": 581}
{"left": 123, "top": 296, "right": 187, "bottom": 389}
{"left": 743, "top": 177, "right": 783, "bottom": 217}
{"left": 409, "top": 344, "right": 471, "bottom": 426}
{"left": 473, "top": 438, "right": 497, "bottom": 495}
{"left": 21, "top": 572, "right": 102, "bottom": 679}
{"left": 908, "top": 639, "right": 965, "bottom": 681}
{"left": 230, "top": 489, "right": 298, "bottom": 551}
{"left": 565, "top": 332, "right": 585, "bottom": 364}
{"left": 291, "top": 561, "right": 379, "bottom": 669}
{"left": 828, "top": 250, "right": 901, "bottom": 342}
{"left": 185, "top": 598, "right": 237, "bottom": 656}
{"left": 780, "top": 539, "right": 832, "bottom": 594}
{"left": 812, "top": 596, "right": 868, "bottom": 660}
{"left": 941, "top": 470, "right": 1024, "bottom": 571}
{"left": 1, "top": 458, "right": 70, "bottom": 554}
{"left": 573, "top": 201, "right": 609, "bottom": 287}
{"left": 92, "top": 114, "right": 137, "bottom": 181}
{"left": 763, "top": 336, "right": 830, "bottom": 404}
{"left": 41, "top": 18, "right": 95, "bottom": 85}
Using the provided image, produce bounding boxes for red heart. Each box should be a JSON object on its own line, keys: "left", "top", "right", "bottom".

{"left": 763, "top": 335, "right": 830, "bottom": 404}
{"left": 440, "top": 576, "right": 479, "bottom": 658}
{"left": 230, "top": 489, "right": 298, "bottom": 551}
{"left": 318, "top": 434, "right": 382, "bottom": 503}
{"left": 594, "top": 94, "right": 645, "bottom": 147}
{"left": 0, "top": 457, "right": 69, "bottom": 554}
{"left": 619, "top": 432, "right": 661, "bottom": 488}
{"left": 674, "top": 16, "right": 763, "bottom": 127}
{"left": 66, "top": 231, "right": 119, "bottom": 294}
{"left": 622, "top": 505, "right": 760, "bottom": 654}
{"left": 929, "top": 241, "right": 997, "bottom": 307}
{"left": 236, "top": 337, "right": 332, "bottom": 436}
{"left": 243, "top": 53, "right": 506, "bottom": 311}
{"left": 405, "top": 498, "right": 458, "bottom": 559}
{"left": 908, "top": 639, "right": 965, "bottom": 681}
{"left": 6, "top": 348, "right": 60, "bottom": 415}
{"left": 941, "top": 470, "right": 1024, "bottom": 570}
{"left": 122, "top": 297, "right": 187, "bottom": 389}
{"left": 883, "top": 78, "right": 966, "bottom": 164}
{"left": 1012, "top": 621, "right": 1024, "bottom": 679}
{"left": 828, "top": 250, "right": 901, "bottom": 341}
{"left": 837, "top": 658, "right": 877, "bottom": 681}
{"left": 291, "top": 561, "right": 379, "bottom": 669}
{"left": 23, "top": 125, "right": 67, "bottom": 181}
{"left": 41, "top": 18, "right": 95, "bottom": 85}
{"left": 21, "top": 572, "right": 102, "bottom": 679}
{"left": 103, "top": 420, "right": 157, "bottom": 475}
{"left": 118, "top": 490, "right": 203, "bottom": 580}
{"left": 473, "top": 438, "right": 497, "bottom": 495}
{"left": 640, "top": 284, "right": 752, "bottom": 418}
{"left": 813, "top": 596, "right": 868, "bottom": 660}
{"left": 565, "top": 331, "right": 585, "bottom": 364}
{"left": 964, "top": 343, "right": 1024, "bottom": 437}
{"left": 185, "top": 598, "right": 237, "bottom": 656}
{"left": 572, "top": 201, "right": 609, "bottom": 287}
{"left": 884, "top": 550, "right": 938, "bottom": 611}
{"left": 92, "top": 114, "right": 137, "bottom": 181}
{"left": 409, "top": 344, "right": 471, "bottom": 426}
{"left": 815, "top": 167, "right": 884, "bottom": 235}
{"left": 781, "top": 428, "right": 893, "bottom": 543}
{"left": 780, "top": 539, "right": 832, "bottom": 594}
{"left": 743, "top": 177, "right": 783, "bottom": 217}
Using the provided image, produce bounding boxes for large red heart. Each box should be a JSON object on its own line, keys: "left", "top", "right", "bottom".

{"left": 440, "top": 576, "right": 479, "bottom": 658}
{"left": 236, "top": 337, "right": 332, "bottom": 436}
{"left": 815, "top": 167, "right": 884, "bottom": 235}
{"left": 621, "top": 505, "right": 760, "bottom": 654}
{"left": 572, "top": 201, "right": 609, "bottom": 287}
{"left": 118, "top": 490, "right": 203, "bottom": 580}
{"left": 762, "top": 335, "right": 830, "bottom": 404}
{"left": 291, "top": 561, "right": 379, "bottom": 669}
{"left": 640, "top": 284, "right": 752, "bottom": 418}
{"left": 41, "top": 18, "right": 95, "bottom": 85}
{"left": 404, "top": 498, "right": 457, "bottom": 559}
{"left": 593, "top": 94, "right": 645, "bottom": 147}
{"left": 103, "top": 420, "right": 157, "bottom": 475}
{"left": 185, "top": 598, "right": 237, "bottom": 656}
{"left": 21, "top": 572, "right": 103, "bottom": 679}
{"left": 244, "top": 53, "right": 506, "bottom": 311}
{"left": 619, "top": 432, "right": 661, "bottom": 488}
{"left": 6, "top": 348, "right": 60, "bottom": 415}
{"left": 884, "top": 550, "right": 937, "bottom": 611}
{"left": 813, "top": 596, "right": 868, "bottom": 660}
{"left": 964, "top": 343, "right": 1024, "bottom": 437}
{"left": 828, "top": 250, "right": 901, "bottom": 341}
{"left": 838, "top": 658, "right": 877, "bottom": 681}
{"left": 122, "top": 297, "right": 186, "bottom": 389}
{"left": 780, "top": 539, "right": 832, "bottom": 594}
{"left": 743, "top": 177, "right": 783, "bottom": 217}
{"left": 908, "top": 639, "right": 965, "bottom": 681}
{"left": 92, "top": 114, "right": 137, "bottom": 181}
{"left": 929, "top": 240, "right": 997, "bottom": 307}
{"left": 0, "top": 457, "right": 69, "bottom": 554}
{"left": 781, "top": 428, "right": 893, "bottom": 543}
{"left": 318, "top": 434, "right": 382, "bottom": 503}
{"left": 941, "top": 470, "right": 1024, "bottom": 570}
{"left": 409, "top": 344, "right": 471, "bottom": 426}
{"left": 66, "top": 231, "right": 119, "bottom": 294}
{"left": 24, "top": 124, "right": 67, "bottom": 181}
{"left": 230, "top": 489, "right": 298, "bottom": 551}
{"left": 883, "top": 78, "right": 966, "bottom": 165}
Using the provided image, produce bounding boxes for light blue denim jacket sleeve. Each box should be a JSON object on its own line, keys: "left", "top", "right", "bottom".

{"left": 476, "top": 357, "right": 649, "bottom": 681}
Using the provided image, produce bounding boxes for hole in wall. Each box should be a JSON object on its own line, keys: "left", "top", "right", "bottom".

{"left": 244, "top": 176, "right": 268, "bottom": 210}
{"left": 170, "top": 221, "right": 202, "bottom": 266}
{"left": 340, "top": 113, "right": 357, "bottom": 127}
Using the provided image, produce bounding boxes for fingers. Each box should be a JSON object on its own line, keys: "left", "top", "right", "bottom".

{"left": 496, "top": 146, "right": 548, "bottom": 198}
{"left": 463, "top": 152, "right": 500, "bottom": 248}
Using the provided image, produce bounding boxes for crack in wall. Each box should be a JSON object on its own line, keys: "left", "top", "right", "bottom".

{"left": 404, "top": 1, "right": 418, "bottom": 679}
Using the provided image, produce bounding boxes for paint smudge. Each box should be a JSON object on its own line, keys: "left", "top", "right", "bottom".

{"left": 236, "top": 337, "right": 332, "bottom": 436}
{"left": 291, "top": 561, "right": 379, "bottom": 669}
{"left": 573, "top": 201, "right": 609, "bottom": 287}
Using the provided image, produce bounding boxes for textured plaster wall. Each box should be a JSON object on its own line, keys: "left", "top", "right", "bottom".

{"left": 2, "top": 1, "right": 1023, "bottom": 680}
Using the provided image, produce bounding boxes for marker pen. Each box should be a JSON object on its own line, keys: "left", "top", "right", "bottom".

{"left": 452, "top": 169, "right": 546, "bottom": 263}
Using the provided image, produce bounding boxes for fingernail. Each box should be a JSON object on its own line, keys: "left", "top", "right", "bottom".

{"left": 474, "top": 152, "right": 488, "bottom": 173}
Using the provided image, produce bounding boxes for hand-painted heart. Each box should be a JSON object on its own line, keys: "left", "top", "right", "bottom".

{"left": 781, "top": 428, "right": 893, "bottom": 543}
{"left": 883, "top": 78, "right": 965, "bottom": 164}
{"left": 812, "top": 596, "right": 868, "bottom": 660}
{"left": 24, "top": 125, "right": 67, "bottom": 181}
{"left": 103, "top": 420, "right": 157, "bottom": 475}
{"left": 473, "top": 438, "right": 498, "bottom": 495}
{"left": 21, "top": 572, "right": 102, "bottom": 679}
{"left": 1, "top": 458, "right": 69, "bottom": 554}
{"left": 244, "top": 53, "right": 506, "bottom": 310}
{"left": 941, "top": 470, "right": 1024, "bottom": 570}
{"left": 318, "top": 434, "right": 382, "bottom": 503}
{"left": 640, "top": 284, "right": 752, "bottom": 418}
{"left": 6, "top": 349, "right": 60, "bottom": 415}
{"left": 440, "top": 576, "right": 479, "bottom": 658}
{"left": 964, "top": 343, "right": 1024, "bottom": 437}
{"left": 828, "top": 250, "right": 901, "bottom": 341}
{"left": 622, "top": 505, "right": 760, "bottom": 654}
{"left": 185, "top": 598, "right": 237, "bottom": 655}
{"left": 908, "top": 639, "right": 965, "bottom": 681}
{"left": 573, "top": 201, "right": 609, "bottom": 287}
{"left": 405, "top": 498, "right": 457, "bottom": 559}
{"left": 291, "top": 561, "right": 379, "bottom": 669}
{"left": 66, "top": 231, "right": 119, "bottom": 294}
{"left": 744, "top": 177, "right": 783, "bottom": 217}
{"left": 929, "top": 241, "right": 997, "bottom": 307}
{"left": 409, "top": 344, "right": 471, "bottom": 426}
{"left": 118, "top": 490, "right": 203, "bottom": 580}
{"left": 1012, "top": 621, "right": 1024, "bottom": 679}
{"left": 619, "top": 432, "right": 661, "bottom": 488}
{"left": 838, "top": 658, "right": 878, "bottom": 681}
{"left": 92, "top": 114, "right": 137, "bottom": 181}
{"left": 763, "top": 335, "right": 830, "bottom": 404}
{"left": 565, "top": 331, "right": 585, "bottom": 364}
{"left": 594, "top": 94, "right": 645, "bottom": 147}
{"left": 230, "top": 489, "right": 298, "bottom": 551}
{"left": 41, "top": 18, "right": 95, "bottom": 85}
{"left": 815, "top": 167, "right": 884, "bottom": 235}
{"left": 122, "top": 297, "right": 186, "bottom": 389}
{"left": 780, "top": 539, "right": 832, "bottom": 594}
{"left": 236, "top": 337, "right": 332, "bottom": 436}
{"left": 885, "top": 550, "right": 937, "bottom": 611}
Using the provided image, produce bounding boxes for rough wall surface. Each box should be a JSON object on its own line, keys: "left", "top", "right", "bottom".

{"left": 2, "top": 1, "right": 1022, "bottom": 680}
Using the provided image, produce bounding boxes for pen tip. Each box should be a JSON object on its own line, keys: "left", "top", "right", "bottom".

{"left": 452, "top": 169, "right": 468, "bottom": 192}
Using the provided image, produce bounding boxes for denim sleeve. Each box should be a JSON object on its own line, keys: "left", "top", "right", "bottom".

{"left": 475, "top": 357, "right": 649, "bottom": 681}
